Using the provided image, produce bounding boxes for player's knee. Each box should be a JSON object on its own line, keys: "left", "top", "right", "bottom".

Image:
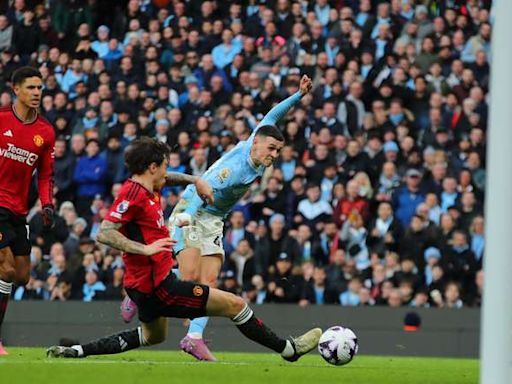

{"left": 228, "top": 294, "right": 246, "bottom": 317}
{"left": 202, "top": 274, "right": 218, "bottom": 288}
{"left": 0, "top": 266, "right": 15, "bottom": 282}
{"left": 15, "top": 273, "right": 29, "bottom": 286}
{"left": 180, "top": 268, "right": 200, "bottom": 282}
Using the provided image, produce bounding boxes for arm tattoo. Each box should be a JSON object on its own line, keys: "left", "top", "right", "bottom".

{"left": 97, "top": 220, "right": 147, "bottom": 255}
{"left": 165, "top": 172, "right": 198, "bottom": 187}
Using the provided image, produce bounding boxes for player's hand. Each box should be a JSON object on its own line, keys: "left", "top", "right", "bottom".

{"left": 195, "top": 179, "right": 214, "bottom": 205}
{"left": 42, "top": 205, "right": 55, "bottom": 229}
{"left": 143, "top": 238, "right": 177, "bottom": 256}
{"left": 299, "top": 75, "right": 313, "bottom": 96}
{"left": 174, "top": 212, "right": 192, "bottom": 227}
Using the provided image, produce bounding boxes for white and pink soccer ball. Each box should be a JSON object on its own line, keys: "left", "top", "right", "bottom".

{"left": 318, "top": 326, "right": 359, "bottom": 366}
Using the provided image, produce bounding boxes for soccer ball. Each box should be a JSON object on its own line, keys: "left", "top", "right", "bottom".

{"left": 318, "top": 326, "right": 359, "bottom": 366}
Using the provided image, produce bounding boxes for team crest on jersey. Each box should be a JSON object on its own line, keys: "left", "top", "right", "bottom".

{"left": 193, "top": 285, "right": 204, "bottom": 297}
{"left": 116, "top": 200, "right": 130, "bottom": 213}
{"left": 33, "top": 135, "right": 44, "bottom": 147}
{"left": 216, "top": 168, "right": 230, "bottom": 183}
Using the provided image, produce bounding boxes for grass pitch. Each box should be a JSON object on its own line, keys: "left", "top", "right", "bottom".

{"left": 0, "top": 348, "right": 478, "bottom": 384}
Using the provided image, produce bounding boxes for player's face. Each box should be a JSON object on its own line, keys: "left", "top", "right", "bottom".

{"left": 256, "top": 136, "right": 284, "bottom": 167}
{"left": 153, "top": 158, "right": 169, "bottom": 190}
{"left": 14, "top": 76, "right": 43, "bottom": 109}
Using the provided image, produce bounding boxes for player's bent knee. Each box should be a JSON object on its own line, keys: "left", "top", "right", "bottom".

{"left": 202, "top": 274, "right": 218, "bottom": 288}
{"left": 15, "top": 274, "right": 29, "bottom": 286}
{"left": 0, "top": 266, "right": 15, "bottom": 282}
{"left": 229, "top": 295, "right": 246, "bottom": 318}
{"left": 180, "top": 268, "right": 200, "bottom": 282}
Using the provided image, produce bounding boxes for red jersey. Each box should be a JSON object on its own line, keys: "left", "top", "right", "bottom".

{"left": 0, "top": 105, "right": 55, "bottom": 216}
{"left": 106, "top": 179, "right": 174, "bottom": 294}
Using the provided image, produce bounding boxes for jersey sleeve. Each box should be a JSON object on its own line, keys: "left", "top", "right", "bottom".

{"left": 106, "top": 192, "right": 142, "bottom": 224}
{"left": 247, "top": 91, "right": 303, "bottom": 144}
{"left": 37, "top": 128, "right": 56, "bottom": 207}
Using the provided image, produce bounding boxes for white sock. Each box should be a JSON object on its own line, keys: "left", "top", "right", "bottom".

{"left": 71, "top": 345, "right": 84, "bottom": 357}
{"left": 0, "top": 279, "right": 12, "bottom": 294}
{"left": 280, "top": 340, "right": 295, "bottom": 358}
{"left": 138, "top": 326, "right": 149, "bottom": 346}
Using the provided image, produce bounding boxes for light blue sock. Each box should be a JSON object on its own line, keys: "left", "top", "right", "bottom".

{"left": 187, "top": 317, "right": 209, "bottom": 338}
{"left": 172, "top": 268, "right": 181, "bottom": 279}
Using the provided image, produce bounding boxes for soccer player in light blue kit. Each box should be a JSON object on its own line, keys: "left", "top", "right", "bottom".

{"left": 171, "top": 75, "right": 313, "bottom": 360}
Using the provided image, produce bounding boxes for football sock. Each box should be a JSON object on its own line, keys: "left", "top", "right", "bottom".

{"left": 232, "top": 304, "right": 292, "bottom": 356}
{"left": 187, "top": 316, "right": 209, "bottom": 338}
{"left": 0, "top": 279, "right": 12, "bottom": 342}
{"left": 75, "top": 327, "right": 147, "bottom": 357}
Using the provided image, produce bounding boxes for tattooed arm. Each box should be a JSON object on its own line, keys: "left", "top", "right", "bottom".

{"left": 97, "top": 220, "right": 175, "bottom": 256}
{"left": 165, "top": 172, "right": 198, "bottom": 186}
{"left": 166, "top": 172, "right": 214, "bottom": 204}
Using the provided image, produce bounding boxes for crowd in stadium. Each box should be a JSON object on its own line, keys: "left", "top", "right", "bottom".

{"left": 0, "top": 0, "right": 490, "bottom": 309}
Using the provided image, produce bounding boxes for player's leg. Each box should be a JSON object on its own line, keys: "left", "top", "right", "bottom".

{"left": 13, "top": 255, "right": 30, "bottom": 286}
{"left": 206, "top": 287, "right": 321, "bottom": 362}
{"left": 0, "top": 246, "right": 15, "bottom": 356}
{"left": 47, "top": 317, "right": 168, "bottom": 358}
{"left": 48, "top": 290, "right": 169, "bottom": 359}
{"left": 181, "top": 254, "right": 222, "bottom": 361}
{"left": 0, "top": 215, "right": 30, "bottom": 355}
{"left": 159, "top": 274, "right": 321, "bottom": 362}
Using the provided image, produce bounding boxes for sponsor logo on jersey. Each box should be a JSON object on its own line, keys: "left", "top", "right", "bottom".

{"left": 3, "top": 130, "right": 13, "bottom": 137}
{"left": 193, "top": 285, "right": 204, "bottom": 297}
{"left": 116, "top": 200, "right": 130, "bottom": 213}
{"left": 216, "top": 168, "right": 230, "bottom": 183}
{"left": 33, "top": 135, "right": 44, "bottom": 147}
{"left": 0, "top": 143, "right": 38, "bottom": 166}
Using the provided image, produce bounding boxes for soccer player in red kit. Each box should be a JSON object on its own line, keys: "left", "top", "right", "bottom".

{"left": 47, "top": 137, "right": 321, "bottom": 361}
{"left": 0, "top": 67, "right": 55, "bottom": 355}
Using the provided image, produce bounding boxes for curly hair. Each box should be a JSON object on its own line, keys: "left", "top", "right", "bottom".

{"left": 124, "top": 137, "right": 171, "bottom": 175}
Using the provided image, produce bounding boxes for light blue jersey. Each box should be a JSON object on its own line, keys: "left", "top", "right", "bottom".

{"left": 180, "top": 91, "right": 303, "bottom": 218}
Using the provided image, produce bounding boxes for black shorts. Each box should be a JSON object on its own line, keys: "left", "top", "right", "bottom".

{"left": 0, "top": 207, "right": 30, "bottom": 256}
{"left": 126, "top": 273, "right": 210, "bottom": 324}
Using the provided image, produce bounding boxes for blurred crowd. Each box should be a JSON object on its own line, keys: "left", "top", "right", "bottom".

{"left": 0, "top": 0, "right": 490, "bottom": 309}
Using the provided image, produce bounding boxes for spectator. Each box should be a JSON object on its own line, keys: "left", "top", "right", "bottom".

{"left": 73, "top": 139, "right": 108, "bottom": 218}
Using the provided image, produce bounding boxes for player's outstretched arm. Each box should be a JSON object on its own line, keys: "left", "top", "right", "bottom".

{"left": 97, "top": 220, "right": 176, "bottom": 256}
{"left": 253, "top": 74, "right": 313, "bottom": 135}
{"left": 166, "top": 172, "right": 214, "bottom": 204}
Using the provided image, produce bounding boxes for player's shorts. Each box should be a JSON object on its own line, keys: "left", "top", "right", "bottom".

{"left": 0, "top": 207, "right": 30, "bottom": 256}
{"left": 170, "top": 201, "right": 224, "bottom": 258}
{"left": 126, "top": 272, "right": 210, "bottom": 323}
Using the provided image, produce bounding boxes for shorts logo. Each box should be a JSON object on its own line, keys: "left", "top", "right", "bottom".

{"left": 33, "top": 135, "right": 44, "bottom": 147}
{"left": 116, "top": 200, "right": 130, "bottom": 213}
{"left": 213, "top": 235, "right": 221, "bottom": 247}
{"left": 193, "top": 285, "right": 204, "bottom": 297}
{"left": 188, "top": 231, "right": 199, "bottom": 242}
{"left": 215, "top": 168, "right": 231, "bottom": 183}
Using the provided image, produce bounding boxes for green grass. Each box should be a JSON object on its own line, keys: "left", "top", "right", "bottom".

{"left": 0, "top": 348, "right": 478, "bottom": 384}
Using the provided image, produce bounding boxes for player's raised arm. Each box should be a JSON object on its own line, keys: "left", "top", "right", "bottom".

{"left": 249, "top": 74, "right": 312, "bottom": 141}
{"left": 97, "top": 220, "right": 176, "bottom": 256}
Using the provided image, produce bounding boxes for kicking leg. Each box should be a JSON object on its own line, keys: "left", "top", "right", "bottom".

{"left": 47, "top": 317, "right": 168, "bottom": 358}
{"left": 0, "top": 247, "right": 15, "bottom": 356}
{"left": 206, "top": 287, "right": 321, "bottom": 362}
{"left": 181, "top": 254, "right": 222, "bottom": 361}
